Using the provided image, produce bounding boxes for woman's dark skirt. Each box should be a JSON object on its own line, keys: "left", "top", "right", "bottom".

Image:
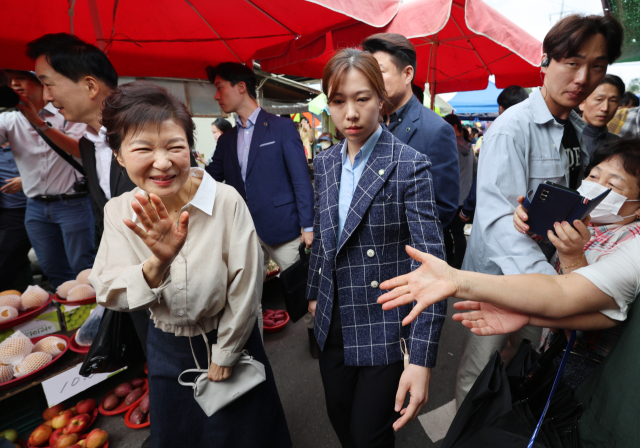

{"left": 147, "top": 320, "right": 292, "bottom": 448}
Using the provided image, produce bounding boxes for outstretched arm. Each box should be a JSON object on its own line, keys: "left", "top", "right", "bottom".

{"left": 377, "top": 246, "right": 618, "bottom": 326}
{"left": 451, "top": 301, "right": 618, "bottom": 336}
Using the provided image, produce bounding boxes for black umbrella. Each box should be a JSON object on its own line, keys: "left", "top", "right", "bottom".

{"left": 442, "top": 331, "right": 581, "bottom": 448}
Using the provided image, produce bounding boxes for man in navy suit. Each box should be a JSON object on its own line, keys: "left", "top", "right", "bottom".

{"left": 362, "top": 34, "right": 460, "bottom": 228}
{"left": 205, "top": 63, "right": 317, "bottom": 355}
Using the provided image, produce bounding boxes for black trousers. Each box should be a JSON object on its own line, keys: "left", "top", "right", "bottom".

{"left": 443, "top": 206, "right": 467, "bottom": 269}
{"left": 0, "top": 207, "right": 32, "bottom": 291}
{"left": 318, "top": 279, "right": 404, "bottom": 448}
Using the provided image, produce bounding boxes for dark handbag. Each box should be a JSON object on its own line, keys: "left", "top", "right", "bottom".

{"left": 79, "top": 309, "right": 146, "bottom": 376}
{"left": 279, "top": 243, "right": 311, "bottom": 323}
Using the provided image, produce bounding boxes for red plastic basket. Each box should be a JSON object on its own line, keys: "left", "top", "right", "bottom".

{"left": 0, "top": 333, "right": 71, "bottom": 391}
{"left": 0, "top": 294, "right": 54, "bottom": 331}
{"left": 263, "top": 310, "right": 290, "bottom": 334}
{"left": 124, "top": 391, "right": 150, "bottom": 429}
{"left": 68, "top": 331, "right": 90, "bottom": 355}
{"left": 98, "top": 378, "right": 148, "bottom": 416}
{"left": 52, "top": 293, "right": 96, "bottom": 307}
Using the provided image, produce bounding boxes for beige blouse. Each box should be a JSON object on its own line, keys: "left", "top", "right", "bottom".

{"left": 89, "top": 169, "right": 263, "bottom": 367}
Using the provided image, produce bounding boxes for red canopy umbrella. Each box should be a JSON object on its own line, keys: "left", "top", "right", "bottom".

{"left": 0, "top": 0, "right": 353, "bottom": 79}
{"left": 259, "top": 0, "right": 543, "bottom": 106}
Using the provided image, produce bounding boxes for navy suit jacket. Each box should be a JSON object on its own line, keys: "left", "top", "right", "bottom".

{"left": 389, "top": 95, "right": 459, "bottom": 227}
{"left": 206, "top": 109, "right": 314, "bottom": 246}
{"left": 306, "top": 129, "right": 447, "bottom": 367}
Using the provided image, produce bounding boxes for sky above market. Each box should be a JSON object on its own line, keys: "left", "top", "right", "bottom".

{"left": 486, "top": 0, "right": 638, "bottom": 86}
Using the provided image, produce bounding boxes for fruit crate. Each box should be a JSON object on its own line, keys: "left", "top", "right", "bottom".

{"left": 60, "top": 303, "right": 98, "bottom": 331}
{"left": 0, "top": 385, "right": 48, "bottom": 439}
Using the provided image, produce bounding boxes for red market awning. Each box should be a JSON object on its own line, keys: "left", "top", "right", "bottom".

{"left": 0, "top": 0, "right": 353, "bottom": 79}
{"left": 2, "top": 0, "right": 542, "bottom": 101}
{"left": 259, "top": 0, "right": 543, "bottom": 96}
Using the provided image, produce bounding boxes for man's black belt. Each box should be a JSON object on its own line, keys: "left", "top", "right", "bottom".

{"left": 31, "top": 192, "right": 88, "bottom": 202}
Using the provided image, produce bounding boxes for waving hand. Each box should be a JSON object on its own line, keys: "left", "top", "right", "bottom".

{"left": 123, "top": 193, "right": 189, "bottom": 267}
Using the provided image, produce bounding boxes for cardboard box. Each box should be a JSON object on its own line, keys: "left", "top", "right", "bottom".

{"left": 0, "top": 305, "right": 62, "bottom": 343}
{"left": 60, "top": 302, "right": 98, "bottom": 331}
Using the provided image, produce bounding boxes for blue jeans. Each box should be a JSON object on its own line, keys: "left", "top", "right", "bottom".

{"left": 25, "top": 196, "right": 96, "bottom": 289}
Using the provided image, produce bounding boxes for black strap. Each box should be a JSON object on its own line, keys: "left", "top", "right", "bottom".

{"left": 31, "top": 123, "right": 86, "bottom": 175}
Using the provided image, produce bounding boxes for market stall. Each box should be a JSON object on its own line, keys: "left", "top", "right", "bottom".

{"left": 0, "top": 275, "right": 148, "bottom": 447}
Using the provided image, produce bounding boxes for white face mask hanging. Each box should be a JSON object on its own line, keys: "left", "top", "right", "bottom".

{"left": 577, "top": 180, "right": 640, "bottom": 224}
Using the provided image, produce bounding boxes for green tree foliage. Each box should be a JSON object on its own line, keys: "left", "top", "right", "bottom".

{"left": 610, "top": 0, "right": 640, "bottom": 63}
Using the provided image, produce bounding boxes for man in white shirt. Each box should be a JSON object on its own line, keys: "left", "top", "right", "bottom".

{"left": 0, "top": 70, "right": 94, "bottom": 288}
{"left": 26, "top": 33, "right": 136, "bottom": 238}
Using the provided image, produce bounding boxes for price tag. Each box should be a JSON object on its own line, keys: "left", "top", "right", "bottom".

{"left": 42, "top": 363, "right": 127, "bottom": 406}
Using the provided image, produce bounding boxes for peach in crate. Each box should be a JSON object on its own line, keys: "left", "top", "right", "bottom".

{"left": 34, "top": 336, "right": 67, "bottom": 356}
{"left": 0, "top": 330, "right": 33, "bottom": 364}
{"left": 20, "top": 285, "right": 49, "bottom": 311}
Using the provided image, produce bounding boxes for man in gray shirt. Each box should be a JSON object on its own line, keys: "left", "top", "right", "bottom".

{"left": 455, "top": 14, "right": 624, "bottom": 407}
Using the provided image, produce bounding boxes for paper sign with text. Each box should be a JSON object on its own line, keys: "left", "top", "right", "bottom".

{"left": 42, "top": 363, "right": 127, "bottom": 406}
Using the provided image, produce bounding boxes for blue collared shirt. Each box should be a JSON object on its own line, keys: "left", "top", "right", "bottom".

{"left": 236, "top": 107, "right": 262, "bottom": 183}
{"left": 236, "top": 107, "right": 313, "bottom": 234}
{"left": 462, "top": 88, "right": 588, "bottom": 277}
{"left": 337, "top": 125, "right": 383, "bottom": 243}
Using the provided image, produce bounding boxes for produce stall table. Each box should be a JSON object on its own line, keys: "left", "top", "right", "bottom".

{"left": 0, "top": 330, "right": 81, "bottom": 402}
{"left": 0, "top": 329, "right": 148, "bottom": 448}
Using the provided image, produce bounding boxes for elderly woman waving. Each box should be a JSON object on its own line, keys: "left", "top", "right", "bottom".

{"left": 89, "top": 81, "right": 290, "bottom": 448}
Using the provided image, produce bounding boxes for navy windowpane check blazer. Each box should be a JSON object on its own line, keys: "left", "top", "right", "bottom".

{"left": 306, "top": 128, "right": 447, "bottom": 367}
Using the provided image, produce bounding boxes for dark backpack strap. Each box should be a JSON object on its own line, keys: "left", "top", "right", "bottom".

{"left": 31, "top": 123, "right": 86, "bottom": 175}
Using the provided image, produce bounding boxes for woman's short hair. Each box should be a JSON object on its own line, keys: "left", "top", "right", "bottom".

{"left": 322, "top": 48, "right": 393, "bottom": 118}
{"left": 543, "top": 14, "right": 623, "bottom": 64}
{"left": 101, "top": 80, "right": 195, "bottom": 153}
{"left": 590, "top": 137, "right": 640, "bottom": 197}
{"left": 212, "top": 117, "right": 233, "bottom": 133}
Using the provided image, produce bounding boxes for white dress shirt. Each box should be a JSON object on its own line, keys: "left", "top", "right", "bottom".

{"left": 83, "top": 126, "right": 112, "bottom": 199}
{"left": 0, "top": 103, "right": 87, "bottom": 197}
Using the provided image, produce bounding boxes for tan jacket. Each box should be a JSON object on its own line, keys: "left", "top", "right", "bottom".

{"left": 89, "top": 169, "right": 263, "bottom": 366}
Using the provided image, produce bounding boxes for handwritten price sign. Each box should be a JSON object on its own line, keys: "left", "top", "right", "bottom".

{"left": 42, "top": 363, "right": 127, "bottom": 406}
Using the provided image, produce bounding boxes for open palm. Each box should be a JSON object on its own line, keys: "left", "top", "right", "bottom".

{"left": 124, "top": 193, "right": 189, "bottom": 265}
{"left": 378, "top": 246, "right": 457, "bottom": 326}
{"left": 452, "top": 301, "right": 530, "bottom": 336}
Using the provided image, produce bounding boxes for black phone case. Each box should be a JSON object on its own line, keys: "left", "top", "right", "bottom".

{"left": 522, "top": 182, "right": 610, "bottom": 236}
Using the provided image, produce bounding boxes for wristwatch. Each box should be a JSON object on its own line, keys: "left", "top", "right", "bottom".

{"left": 36, "top": 121, "right": 53, "bottom": 132}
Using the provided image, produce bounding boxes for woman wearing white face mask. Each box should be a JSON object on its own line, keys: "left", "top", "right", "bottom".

{"left": 378, "top": 138, "right": 640, "bottom": 389}
{"left": 513, "top": 138, "right": 640, "bottom": 276}
{"left": 509, "top": 138, "right": 640, "bottom": 387}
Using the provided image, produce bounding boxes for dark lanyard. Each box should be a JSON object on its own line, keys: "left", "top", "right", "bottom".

{"left": 528, "top": 330, "right": 577, "bottom": 448}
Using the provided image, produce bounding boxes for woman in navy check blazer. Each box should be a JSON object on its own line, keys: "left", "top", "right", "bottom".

{"left": 306, "top": 49, "right": 447, "bottom": 448}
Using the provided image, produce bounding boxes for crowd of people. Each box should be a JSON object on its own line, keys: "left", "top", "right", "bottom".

{"left": 0, "top": 10, "right": 638, "bottom": 448}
